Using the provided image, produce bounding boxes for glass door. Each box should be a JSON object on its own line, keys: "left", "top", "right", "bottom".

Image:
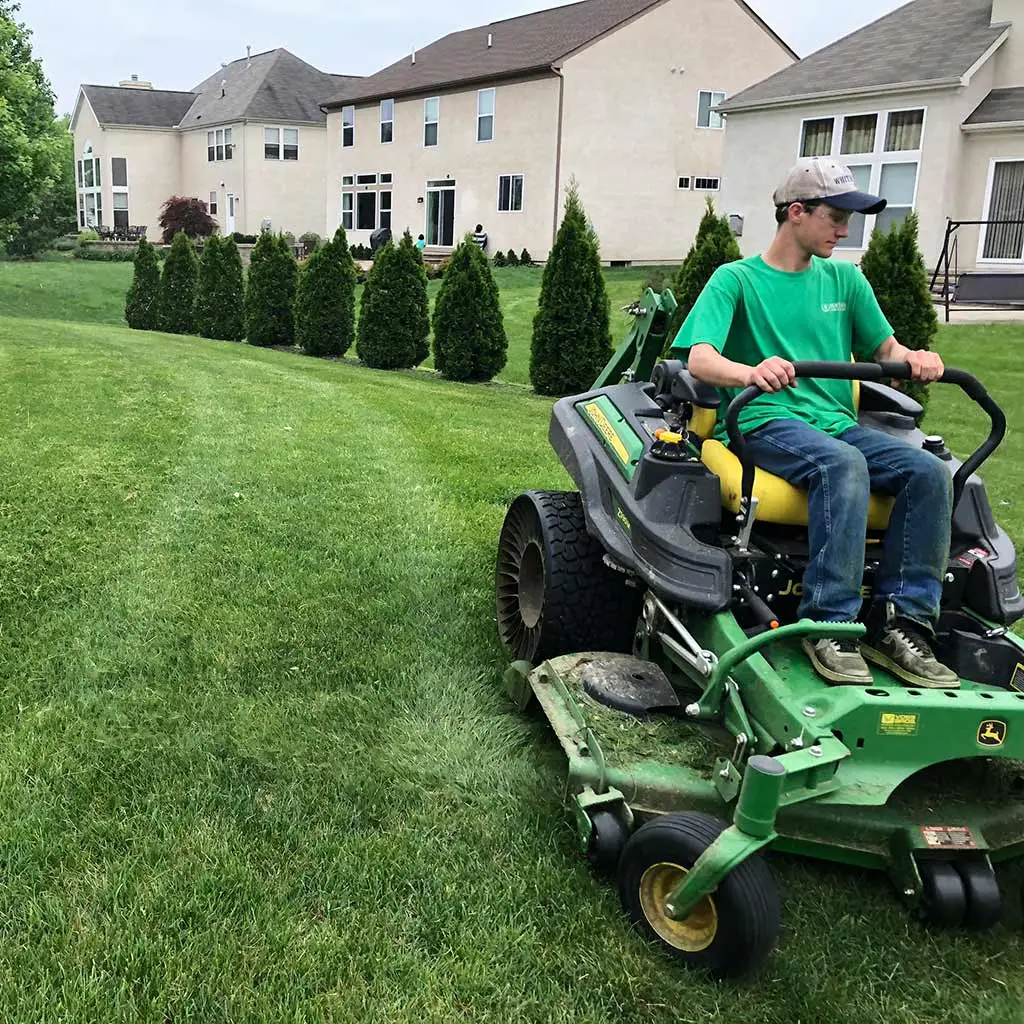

{"left": 425, "top": 183, "right": 456, "bottom": 246}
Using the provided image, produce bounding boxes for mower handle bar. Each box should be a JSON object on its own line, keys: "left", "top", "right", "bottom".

{"left": 724, "top": 360, "right": 1006, "bottom": 517}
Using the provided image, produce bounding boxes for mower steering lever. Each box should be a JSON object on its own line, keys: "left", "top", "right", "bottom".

{"left": 724, "top": 361, "right": 1006, "bottom": 520}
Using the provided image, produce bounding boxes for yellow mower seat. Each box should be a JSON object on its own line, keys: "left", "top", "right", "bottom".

{"left": 700, "top": 438, "right": 894, "bottom": 530}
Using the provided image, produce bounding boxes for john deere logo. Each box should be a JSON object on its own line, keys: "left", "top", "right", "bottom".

{"left": 978, "top": 720, "right": 1007, "bottom": 747}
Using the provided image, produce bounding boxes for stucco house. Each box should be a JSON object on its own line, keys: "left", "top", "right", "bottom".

{"left": 717, "top": 0, "right": 1024, "bottom": 276}
{"left": 70, "top": 49, "right": 360, "bottom": 240}
{"left": 320, "top": 0, "right": 796, "bottom": 263}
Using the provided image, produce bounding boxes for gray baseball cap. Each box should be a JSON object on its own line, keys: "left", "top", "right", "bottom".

{"left": 773, "top": 157, "right": 887, "bottom": 215}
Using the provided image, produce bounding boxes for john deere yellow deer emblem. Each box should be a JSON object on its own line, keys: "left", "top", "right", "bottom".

{"left": 978, "top": 720, "right": 1007, "bottom": 747}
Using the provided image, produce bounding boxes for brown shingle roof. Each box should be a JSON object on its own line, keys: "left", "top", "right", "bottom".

{"left": 324, "top": 0, "right": 671, "bottom": 108}
{"left": 81, "top": 85, "right": 196, "bottom": 128}
{"left": 964, "top": 86, "right": 1024, "bottom": 124}
{"left": 719, "top": 0, "right": 1007, "bottom": 113}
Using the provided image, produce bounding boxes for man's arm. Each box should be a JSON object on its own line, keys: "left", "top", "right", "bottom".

{"left": 688, "top": 343, "right": 797, "bottom": 393}
{"left": 873, "top": 335, "right": 945, "bottom": 382}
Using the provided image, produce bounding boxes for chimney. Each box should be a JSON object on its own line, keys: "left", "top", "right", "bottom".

{"left": 118, "top": 74, "right": 153, "bottom": 89}
{"left": 487, "top": 33, "right": 493, "bottom": 48}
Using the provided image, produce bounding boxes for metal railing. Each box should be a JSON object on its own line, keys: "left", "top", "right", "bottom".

{"left": 931, "top": 218, "right": 1024, "bottom": 322}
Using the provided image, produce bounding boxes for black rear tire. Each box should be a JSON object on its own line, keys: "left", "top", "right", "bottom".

{"left": 617, "top": 812, "right": 780, "bottom": 980}
{"left": 495, "top": 490, "right": 642, "bottom": 663}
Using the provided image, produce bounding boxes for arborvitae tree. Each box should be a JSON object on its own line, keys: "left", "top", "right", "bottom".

{"left": 399, "top": 230, "right": 431, "bottom": 366}
{"left": 295, "top": 224, "right": 357, "bottom": 357}
{"left": 194, "top": 234, "right": 245, "bottom": 341}
{"left": 356, "top": 234, "right": 430, "bottom": 369}
{"left": 217, "top": 236, "right": 246, "bottom": 341}
{"left": 125, "top": 236, "right": 161, "bottom": 330}
{"left": 860, "top": 212, "right": 937, "bottom": 410}
{"left": 529, "top": 183, "right": 612, "bottom": 396}
{"left": 158, "top": 231, "right": 199, "bottom": 335}
{"left": 505, "top": 248, "right": 519, "bottom": 267}
{"left": 432, "top": 236, "right": 508, "bottom": 382}
{"left": 519, "top": 248, "right": 533, "bottom": 267}
{"left": 245, "top": 230, "right": 298, "bottom": 347}
{"left": 666, "top": 197, "right": 741, "bottom": 343}
{"left": 492, "top": 250, "right": 507, "bottom": 268}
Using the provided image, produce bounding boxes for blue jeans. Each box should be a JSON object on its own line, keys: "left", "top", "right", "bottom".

{"left": 744, "top": 419, "right": 953, "bottom": 626}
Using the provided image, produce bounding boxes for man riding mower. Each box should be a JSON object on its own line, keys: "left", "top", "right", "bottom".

{"left": 495, "top": 158, "right": 1024, "bottom": 978}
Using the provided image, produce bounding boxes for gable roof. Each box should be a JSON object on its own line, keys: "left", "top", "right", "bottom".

{"left": 964, "top": 86, "right": 1024, "bottom": 125}
{"left": 80, "top": 49, "right": 362, "bottom": 130}
{"left": 323, "top": 0, "right": 794, "bottom": 109}
{"left": 183, "top": 49, "right": 361, "bottom": 128}
{"left": 80, "top": 85, "right": 195, "bottom": 128}
{"left": 719, "top": 0, "right": 1008, "bottom": 113}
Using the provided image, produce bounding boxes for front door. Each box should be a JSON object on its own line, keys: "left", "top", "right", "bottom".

{"left": 425, "top": 184, "right": 456, "bottom": 247}
{"left": 226, "top": 192, "right": 236, "bottom": 235}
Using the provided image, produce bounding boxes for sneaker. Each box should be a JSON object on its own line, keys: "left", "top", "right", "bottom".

{"left": 861, "top": 621, "right": 959, "bottom": 689}
{"left": 802, "top": 637, "right": 873, "bottom": 685}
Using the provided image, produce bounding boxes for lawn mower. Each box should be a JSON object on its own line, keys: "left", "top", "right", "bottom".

{"left": 495, "top": 288, "right": 1024, "bottom": 979}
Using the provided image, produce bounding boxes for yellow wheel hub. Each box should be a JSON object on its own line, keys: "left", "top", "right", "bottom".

{"left": 639, "top": 862, "right": 718, "bottom": 952}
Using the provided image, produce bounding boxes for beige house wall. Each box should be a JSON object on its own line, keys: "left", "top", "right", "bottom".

{"left": 231, "top": 122, "right": 329, "bottom": 238}
{"left": 73, "top": 98, "right": 180, "bottom": 237}
{"left": 326, "top": 76, "right": 561, "bottom": 255}
{"left": 718, "top": 80, "right": 1000, "bottom": 271}
{"left": 73, "top": 93, "right": 331, "bottom": 241}
{"left": 557, "top": 0, "right": 795, "bottom": 263}
{"left": 178, "top": 124, "right": 245, "bottom": 236}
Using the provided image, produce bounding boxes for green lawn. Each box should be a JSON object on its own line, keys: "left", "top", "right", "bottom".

{"left": 0, "top": 258, "right": 671, "bottom": 387}
{"left": 1, "top": 263, "right": 1024, "bottom": 1020}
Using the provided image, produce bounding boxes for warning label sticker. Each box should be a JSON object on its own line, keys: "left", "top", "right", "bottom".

{"left": 878, "top": 712, "right": 919, "bottom": 737}
{"left": 920, "top": 826, "right": 978, "bottom": 850}
{"left": 1011, "top": 664, "right": 1024, "bottom": 694}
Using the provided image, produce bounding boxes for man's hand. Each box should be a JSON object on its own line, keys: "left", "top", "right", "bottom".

{"left": 746, "top": 356, "right": 796, "bottom": 393}
{"left": 904, "top": 349, "right": 945, "bottom": 382}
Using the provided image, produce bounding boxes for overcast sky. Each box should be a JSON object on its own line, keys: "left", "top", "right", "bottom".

{"left": 24, "top": 0, "right": 909, "bottom": 116}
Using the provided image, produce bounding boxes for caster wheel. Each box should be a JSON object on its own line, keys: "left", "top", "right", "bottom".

{"left": 617, "top": 812, "right": 780, "bottom": 980}
{"left": 955, "top": 860, "right": 1001, "bottom": 929}
{"left": 586, "top": 810, "right": 628, "bottom": 875}
{"left": 919, "top": 861, "right": 966, "bottom": 927}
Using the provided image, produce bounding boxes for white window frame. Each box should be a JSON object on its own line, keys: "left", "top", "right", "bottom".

{"left": 78, "top": 142, "right": 103, "bottom": 227}
{"left": 342, "top": 105, "right": 355, "bottom": 148}
{"left": 693, "top": 177, "right": 721, "bottom": 192}
{"left": 477, "top": 88, "right": 495, "bottom": 143}
{"left": 497, "top": 173, "right": 524, "bottom": 213}
{"left": 677, "top": 176, "right": 691, "bottom": 190}
{"left": 207, "top": 127, "right": 233, "bottom": 162}
{"left": 112, "top": 190, "right": 130, "bottom": 231}
{"left": 798, "top": 115, "right": 836, "bottom": 158}
{"left": 696, "top": 90, "right": 726, "bottom": 130}
{"left": 792, "top": 105, "right": 927, "bottom": 251}
{"left": 838, "top": 110, "right": 880, "bottom": 158}
{"left": 424, "top": 97, "right": 439, "bottom": 148}
{"left": 264, "top": 125, "right": 298, "bottom": 160}
{"left": 380, "top": 99, "right": 394, "bottom": 144}
{"left": 208, "top": 190, "right": 218, "bottom": 216}
{"left": 342, "top": 172, "right": 393, "bottom": 232}
{"left": 978, "top": 158, "right": 1024, "bottom": 264}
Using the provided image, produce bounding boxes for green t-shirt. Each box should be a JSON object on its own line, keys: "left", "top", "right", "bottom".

{"left": 670, "top": 255, "right": 893, "bottom": 439}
